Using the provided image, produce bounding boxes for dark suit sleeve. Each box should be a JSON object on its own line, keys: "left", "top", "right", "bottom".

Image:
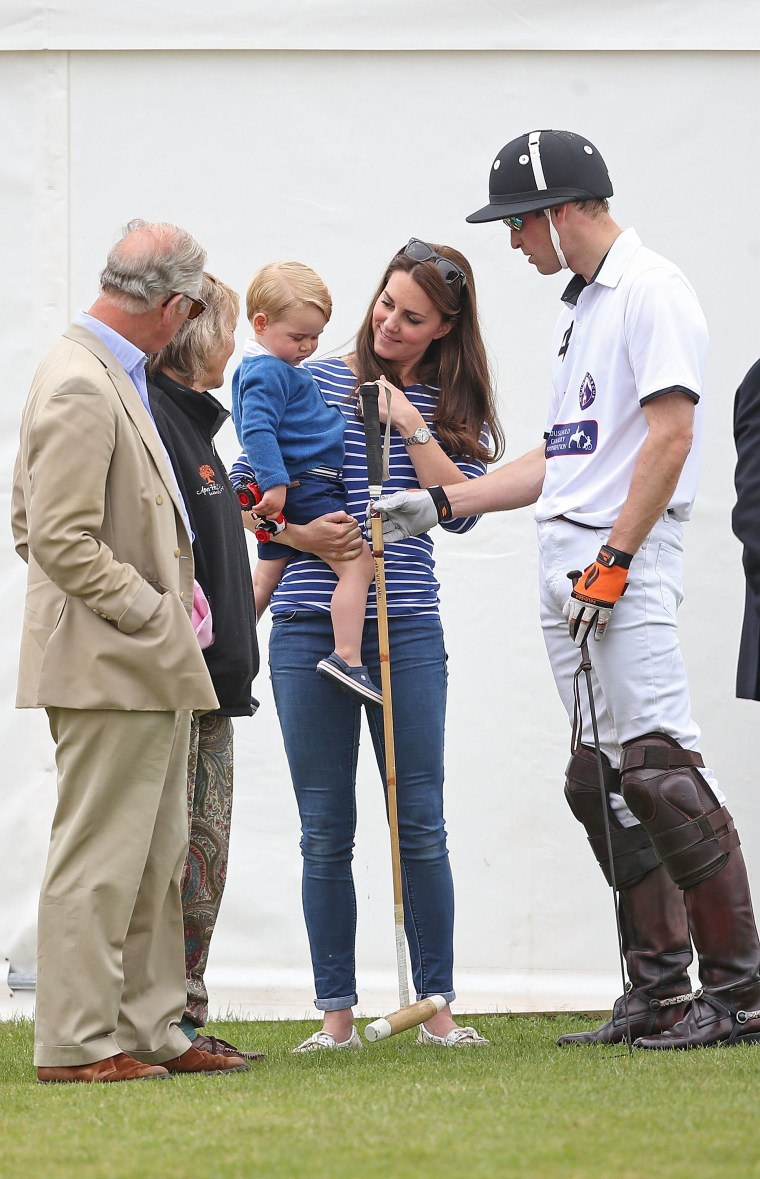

{"left": 732, "top": 359, "right": 760, "bottom": 602}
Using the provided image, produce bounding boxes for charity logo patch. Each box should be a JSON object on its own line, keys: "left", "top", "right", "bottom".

{"left": 579, "top": 373, "right": 596, "bottom": 410}
{"left": 196, "top": 462, "right": 224, "bottom": 497}
{"left": 545, "top": 420, "right": 598, "bottom": 457}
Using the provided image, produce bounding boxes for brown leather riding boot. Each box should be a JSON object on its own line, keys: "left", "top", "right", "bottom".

{"left": 636, "top": 848, "right": 760, "bottom": 1049}
{"left": 557, "top": 864, "right": 693, "bottom": 1046}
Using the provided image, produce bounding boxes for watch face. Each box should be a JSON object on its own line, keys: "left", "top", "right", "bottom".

{"left": 408, "top": 427, "right": 431, "bottom": 444}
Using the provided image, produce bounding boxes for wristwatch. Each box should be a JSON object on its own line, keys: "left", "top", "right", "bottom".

{"left": 403, "top": 426, "right": 431, "bottom": 445}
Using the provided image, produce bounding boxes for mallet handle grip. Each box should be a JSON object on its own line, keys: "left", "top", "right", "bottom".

{"left": 360, "top": 383, "right": 383, "bottom": 494}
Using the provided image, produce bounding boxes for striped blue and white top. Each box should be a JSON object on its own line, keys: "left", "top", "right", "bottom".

{"left": 231, "top": 356, "right": 488, "bottom": 619}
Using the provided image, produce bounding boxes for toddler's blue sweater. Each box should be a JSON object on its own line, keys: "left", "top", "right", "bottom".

{"left": 232, "top": 354, "right": 345, "bottom": 492}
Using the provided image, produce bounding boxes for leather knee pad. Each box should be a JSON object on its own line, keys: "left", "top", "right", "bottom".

{"left": 565, "top": 746, "right": 660, "bottom": 888}
{"left": 620, "top": 733, "right": 740, "bottom": 889}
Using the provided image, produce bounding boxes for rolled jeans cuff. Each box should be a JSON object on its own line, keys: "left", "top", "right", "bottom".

{"left": 418, "top": 989, "right": 456, "bottom": 1004}
{"left": 315, "top": 993, "right": 358, "bottom": 1012}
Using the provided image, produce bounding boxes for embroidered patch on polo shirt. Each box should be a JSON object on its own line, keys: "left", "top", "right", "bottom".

{"left": 579, "top": 373, "right": 596, "bottom": 410}
{"left": 545, "top": 420, "right": 599, "bottom": 456}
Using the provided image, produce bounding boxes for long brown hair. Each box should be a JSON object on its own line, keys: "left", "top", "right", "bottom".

{"left": 352, "top": 243, "right": 504, "bottom": 463}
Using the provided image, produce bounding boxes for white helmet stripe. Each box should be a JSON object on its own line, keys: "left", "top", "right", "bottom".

{"left": 528, "top": 131, "right": 547, "bottom": 190}
{"left": 528, "top": 130, "right": 568, "bottom": 270}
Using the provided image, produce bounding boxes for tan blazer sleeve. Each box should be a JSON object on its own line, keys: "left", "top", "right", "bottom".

{"left": 11, "top": 450, "right": 29, "bottom": 564}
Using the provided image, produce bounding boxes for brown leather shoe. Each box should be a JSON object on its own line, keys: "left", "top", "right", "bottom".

{"left": 162, "top": 1044, "right": 248, "bottom": 1074}
{"left": 192, "top": 1033, "right": 266, "bottom": 1062}
{"left": 37, "top": 1052, "right": 170, "bottom": 1084}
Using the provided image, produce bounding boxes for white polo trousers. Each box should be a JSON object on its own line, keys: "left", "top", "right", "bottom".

{"left": 537, "top": 515, "right": 723, "bottom": 822}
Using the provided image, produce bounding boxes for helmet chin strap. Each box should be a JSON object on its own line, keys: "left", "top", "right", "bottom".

{"left": 527, "top": 130, "right": 569, "bottom": 270}
{"left": 544, "top": 209, "right": 569, "bottom": 270}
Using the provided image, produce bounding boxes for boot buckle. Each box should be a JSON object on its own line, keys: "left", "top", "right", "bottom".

{"left": 735, "top": 1008, "right": 760, "bottom": 1024}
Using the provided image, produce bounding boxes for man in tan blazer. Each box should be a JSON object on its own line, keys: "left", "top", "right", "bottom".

{"left": 13, "top": 220, "right": 248, "bottom": 1082}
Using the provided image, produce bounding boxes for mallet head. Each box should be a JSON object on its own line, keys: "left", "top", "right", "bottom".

{"left": 364, "top": 994, "right": 447, "bottom": 1042}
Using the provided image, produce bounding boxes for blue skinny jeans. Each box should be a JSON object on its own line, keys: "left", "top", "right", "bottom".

{"left": 269, "top": 609, "right": 455, "bottom": 1011}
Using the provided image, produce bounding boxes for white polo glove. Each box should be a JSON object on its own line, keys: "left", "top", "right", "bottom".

{"left": 366, "top": 487, "right": 452, "bottom": 543}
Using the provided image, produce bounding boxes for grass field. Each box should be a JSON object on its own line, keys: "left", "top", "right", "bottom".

{"left": 2, "top": 1014, "right": 759, "bottom": 1178}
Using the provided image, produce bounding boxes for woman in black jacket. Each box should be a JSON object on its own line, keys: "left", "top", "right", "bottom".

{"left": 147, "top": 273, "right": 261, "bottom": 1061}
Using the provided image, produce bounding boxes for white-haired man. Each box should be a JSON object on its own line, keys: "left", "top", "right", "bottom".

{"left": 13, "top": 220, "right": 248, "bottom": 1081}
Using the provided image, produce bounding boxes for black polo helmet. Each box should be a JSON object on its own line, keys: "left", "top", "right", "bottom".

{"left": 466, "top": 129, "right": 613, "bottom": 223}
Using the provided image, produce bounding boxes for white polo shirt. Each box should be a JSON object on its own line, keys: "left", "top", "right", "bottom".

{"left": 536, "top": 228, "right": 709, "bottom": 527}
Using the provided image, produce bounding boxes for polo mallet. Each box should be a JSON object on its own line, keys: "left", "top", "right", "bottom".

{"left": 568, "top": 570, "right": 633, "bottom": 1055}
{"left": 360, "top": 382, "right": 446, "bottom": 1042}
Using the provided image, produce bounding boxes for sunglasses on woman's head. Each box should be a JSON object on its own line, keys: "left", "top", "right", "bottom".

{"left": 399, "top": 239, "right": 467, "bottom": 286}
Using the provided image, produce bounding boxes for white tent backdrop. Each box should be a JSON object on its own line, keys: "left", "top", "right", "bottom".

{"left": 1, "top": 4, "right": 758, "bottom": 1020}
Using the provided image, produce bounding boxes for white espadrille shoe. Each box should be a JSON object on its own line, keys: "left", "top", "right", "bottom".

{"left": 416, "top": 1023, "right": 491, "bottom": 1048}
{"left": 291, "top": 1027, "right": 363, "bottom": 1054}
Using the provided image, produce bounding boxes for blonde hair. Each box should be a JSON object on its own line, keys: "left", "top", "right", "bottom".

{"left": 245, "top": 260, "right": 332, "bottom": 327}
{"left": 148, "top": 272, "right": 239, "bottom": 385}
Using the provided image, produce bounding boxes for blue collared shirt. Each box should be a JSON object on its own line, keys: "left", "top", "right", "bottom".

{"left": 75, "top": 311, "right": 193, "bottom": 539}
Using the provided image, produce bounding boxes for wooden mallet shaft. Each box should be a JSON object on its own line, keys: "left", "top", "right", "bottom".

{"left": 360, "top": 383, "right": 446, "bottom": 1044}
{"left": 364, "top": 994, "right": 447, "bottom": 1042}
{"left": 360, "top": 381, "right": 408, "bottom": 1012}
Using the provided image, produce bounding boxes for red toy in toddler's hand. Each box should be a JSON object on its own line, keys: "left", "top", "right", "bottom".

{"left": 234, "top": 480, "right": 286, "bottom": 544}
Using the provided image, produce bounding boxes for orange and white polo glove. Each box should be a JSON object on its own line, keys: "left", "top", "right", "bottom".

{"left": 564, "top": 544, "right": 632, "bottom": 646}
